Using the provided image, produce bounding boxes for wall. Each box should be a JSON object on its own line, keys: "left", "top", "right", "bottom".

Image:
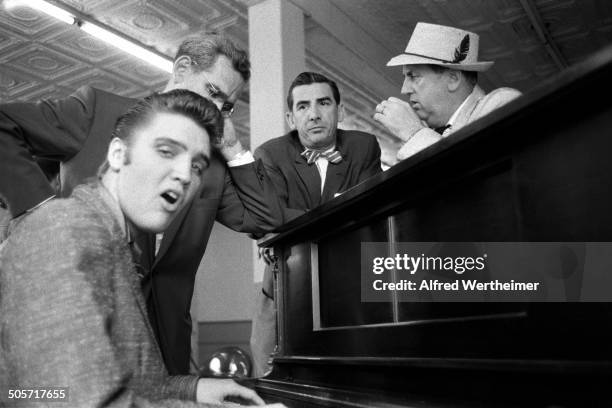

{"left": 191, "top": 222, "right": 265, "bottom": 368}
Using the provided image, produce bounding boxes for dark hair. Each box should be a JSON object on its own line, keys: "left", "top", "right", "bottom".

{"left": 428, "top": 64, "right": 478, "bottom": 86}
{"left": 175, "top": 32, "right": 250, "bottom": 81}
{"left": 286, "top": 72, "right": 341, "bottom": 110}
{"left": 99, "top": 89, "right": 223, "bottom": 176}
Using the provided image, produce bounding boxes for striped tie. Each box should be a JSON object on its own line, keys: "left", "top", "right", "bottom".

{"left": 301, "top": 148, "right": 343, "bottom": 165}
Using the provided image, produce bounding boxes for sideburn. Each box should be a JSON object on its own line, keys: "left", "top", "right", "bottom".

{"left": 123, "top": 148, "right": 131, "bottom": 165}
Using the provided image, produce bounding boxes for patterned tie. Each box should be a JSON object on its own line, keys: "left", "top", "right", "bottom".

{"left": 301, "top": 148, "right": 343, "bottom": 165}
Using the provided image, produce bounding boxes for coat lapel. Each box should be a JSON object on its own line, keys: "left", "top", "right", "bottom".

{"left": 321, "top": 130, "right": 349, "bottom": 202}
{"left": 321, "top": 158, "right": 348, "bottom": 202}
{"left": 291, "top": 133, "right": 322, "bottom": 208}
{"left": 453, "top": 85, "right": 486, "bottom": 130}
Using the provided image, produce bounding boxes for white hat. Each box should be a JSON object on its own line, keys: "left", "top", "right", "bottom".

{"left": 387, "top": 22, "right": 494, "bottom": 72}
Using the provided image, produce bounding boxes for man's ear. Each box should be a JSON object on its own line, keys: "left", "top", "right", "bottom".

{"left": 446, "top": 69, "right": 462, "bottom": 92}
{"left": 107, "top": 138, "right": 127, "bottom": 172}
{"left": 285, "top": 111, "right": 296, "bottom": 130}
{"left": 172, "top": 55, "right": 193, "bottom": 85}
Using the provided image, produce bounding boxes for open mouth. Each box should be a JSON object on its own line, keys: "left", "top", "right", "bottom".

{"left": 161, "top": 190, "right": 180, "bottom": 207}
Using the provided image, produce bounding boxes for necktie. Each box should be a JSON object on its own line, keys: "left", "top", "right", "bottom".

{"left": 301, "top": 148, "right": 343, "bottom": 165}
{"left": 434, "top": 124, "right": 451, "bottom": 135}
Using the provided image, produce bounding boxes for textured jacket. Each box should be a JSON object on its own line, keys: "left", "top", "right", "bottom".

{"left": 396, "top": 85, "right": 522, "bottom": 161}
{"left": 0, "top": 183, "right": 216, "bottom": 407}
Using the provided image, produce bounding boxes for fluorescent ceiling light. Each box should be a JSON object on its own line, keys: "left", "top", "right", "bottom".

{"left": 80, "top": 22, "right": 173, "bottom": 73}
{"left": 5, "top": 0, "right": 74, "bottom": 24}
{"left": 4, "top": 0, "right": 173, "bottom": 73}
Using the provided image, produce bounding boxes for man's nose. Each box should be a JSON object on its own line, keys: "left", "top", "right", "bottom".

{"left": 307, "top": 105, "right": 321, "bottom": 120}
{"left": 401, "top": 78, "right": 413, "bottom": 95}
{"left": 172, "top": 156, "right": 192, "bottom": 186}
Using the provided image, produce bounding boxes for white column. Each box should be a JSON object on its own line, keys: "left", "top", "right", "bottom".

{"left": 248, "top": 0, "right": 305, "bottom": 282}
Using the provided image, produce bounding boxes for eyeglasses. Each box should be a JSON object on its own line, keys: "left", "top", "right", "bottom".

{"left": 196, "top": 63, "right": 235, "bottom": 118}
{"left": 220, "top": 101, "right": 235, "bottom": 118}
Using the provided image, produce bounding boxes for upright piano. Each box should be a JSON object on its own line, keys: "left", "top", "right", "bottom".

{"left": 252, "top": 46, "right": 612, "bottom": 407}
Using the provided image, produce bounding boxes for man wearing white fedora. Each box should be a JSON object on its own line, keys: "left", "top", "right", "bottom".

{"left": 374, "top": 22, "right": 521, "bottom": 161}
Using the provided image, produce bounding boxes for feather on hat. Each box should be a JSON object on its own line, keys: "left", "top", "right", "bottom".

{"left": 387, "top": 22, "right": 494, "bottom": 72}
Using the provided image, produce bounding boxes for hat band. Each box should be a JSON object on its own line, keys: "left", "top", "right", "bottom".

{"left": 400, "top": 52, "right": 455, "bottom": 64}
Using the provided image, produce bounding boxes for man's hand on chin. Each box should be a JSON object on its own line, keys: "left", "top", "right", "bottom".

{"left": 373, "top": 96, "right": 425, "bottom": 141}
{"left": 217, "top": 118, "right": 246, "bottom": 161}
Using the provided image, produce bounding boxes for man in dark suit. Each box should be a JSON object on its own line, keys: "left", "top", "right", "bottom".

{"left": 250, "top": 72, "right": 382, "bottom": 375}
{"left": 0, "top": 33, "right": 283, "bottom": 375}
{"left": 0, "top": 90, "right": 286, "bottom": 407}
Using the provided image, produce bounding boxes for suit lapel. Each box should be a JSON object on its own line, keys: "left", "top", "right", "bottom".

{"left": 291, "top": 134, "right": 322, "bottom": 208}
{"left": 321, "top": 130, "right": 349, "bottom": 202}
{"left": 453, "top": 85, "right": 486, "bottom": 130}
{"left": 294, "top": 156, "right": 322, "bottom": 208}
{"left": 321, "top": 159, "right": 348, "bottom": 202}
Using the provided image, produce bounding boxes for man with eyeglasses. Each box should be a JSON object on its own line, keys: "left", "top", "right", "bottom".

{"left": 0, "top": 32, "right": 283, "bottom": 376}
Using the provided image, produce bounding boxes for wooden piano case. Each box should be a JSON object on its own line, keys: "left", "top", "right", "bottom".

{"left": 253, "top": 46, "right": 612, "bottom": 408}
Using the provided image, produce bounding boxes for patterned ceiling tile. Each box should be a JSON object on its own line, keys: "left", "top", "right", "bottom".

{"left": 1, "top": 3, "right": 58, "bottom": 36}
{"left": 0, "top": 24, "right": 28, "bottom": 53}
{"left": 51, "top": 0, "right": 91, "bottom": 13}
{"left": 2, "top": 43, "right": 84, "bottom": 81}
{"left": 0, "top": 66, "right": 41, "bottom": 100}
{"left": 87, "top": 1, "right": 210, "bottom": 56}
{"left": 42, "top": 26, "right": 120, "bottom": 64}
{"left": 103, "top": 57, "right": 169, "bottom": 89}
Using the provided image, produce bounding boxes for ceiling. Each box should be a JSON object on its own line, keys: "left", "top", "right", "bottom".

{"left": 1, "top": 0, "right": 612, "bottom": 166}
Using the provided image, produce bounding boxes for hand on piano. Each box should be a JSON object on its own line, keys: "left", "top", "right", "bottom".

{"left": 224, "top": 403, "right": 288, "bottom": 408}
{"left": 196, "top": 378, "right": 287, "bottom": 407}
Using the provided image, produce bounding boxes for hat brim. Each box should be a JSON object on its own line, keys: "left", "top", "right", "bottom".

{"left": 387, "top": 54, "right": 494, "bottom": 72}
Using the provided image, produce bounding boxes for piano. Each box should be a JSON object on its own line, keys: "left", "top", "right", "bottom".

{"left": 251, "top": 45, "right": 612, "bottom": 407}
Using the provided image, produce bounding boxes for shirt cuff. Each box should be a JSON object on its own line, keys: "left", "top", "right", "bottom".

{"left": 396, "top": 128, "right": 442, "bottom": 161}
{"left": 227, "top": 150, "right": 255, "bottom": 167}
{"left": 163, "top": 375, "right": 200, "bottom": 401}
